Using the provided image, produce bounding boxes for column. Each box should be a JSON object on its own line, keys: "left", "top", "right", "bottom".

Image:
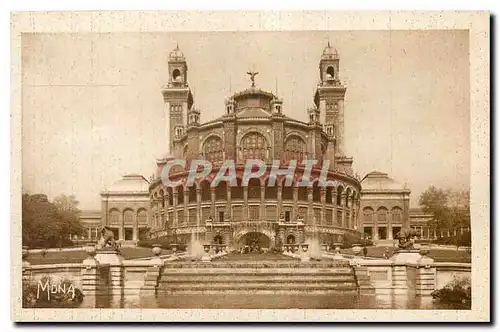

{"left": 243, "top": 186, "right": 248, "bottom": 221}
{"left": 156, "top": 199, "right": 161, "bottom": 228}
{"left": 173, "top": 191, "right": 178, "bottom": 227}
{"left": 292, "top": 186, "right": 298, "bottom": 220}
{"left": 165, "top": 193, "right": 170, "bottom": 226}
{"left": 355, "top": 199, "right": 361, "bottom": 230}
{"left": 184, "top": 189, "right": 188, "bottom": 225}
{"left": 132, "top": 213, "right": 138, "bottom": 241}
{"left": 226, "top": 185, "right": 231, "bottom": 220}
{"left": 119, "top": 213, "right": 124, "bottom": 240}
{"left": 210, "top": 187, "right": 216, "bottom": 219}
{"left": 196, "top": 188, "right": 201, "bottom": 228}
{"left": 373, "top": 207, "right": 378, "bottom": 241}
{"left": 388, "top": 206, "right": 393, "bottom": 240}
{"left": 307, "top": 187, "right": 313, "bottom": 225}
{"left": 332, "top": 192, "right": 338, "bottom": 226}
{"left": 340, "top": 193, "right": 346, "bottom": 229}
{"left": 320, "top": 188, "right": 326, "bottom": 226}
{"left": 260, "top": 185, "right": 265, "bottom": 220}
{"left": 88, "top": 227, "right": 92, "bottom": 240}
{"left": 277, "top": 184, "right": 283, "bottom": 217}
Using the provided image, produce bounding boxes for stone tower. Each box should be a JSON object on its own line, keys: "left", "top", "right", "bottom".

{"left": 314, "top": 42, "right": 352, "bottom": 173}
{"left": 161, "top": 44, "right": 194, "bottom": 158}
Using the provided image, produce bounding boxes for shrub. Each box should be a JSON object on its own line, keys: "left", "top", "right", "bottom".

{"left": 431, "top": 276, "right": 471, "bottom": 304}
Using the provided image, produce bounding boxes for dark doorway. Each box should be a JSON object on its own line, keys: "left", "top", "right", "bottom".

{"left": 286, "top": 234, "right": 296, "bottom": 244}
{"left": 124, "top": 228, "right": 133, "bottom": 241}
{"left": 364, "top": 227, "right": 372, "bottom": 240}
{"left": 378, "top": 227, "right": 387, "bottom": 240}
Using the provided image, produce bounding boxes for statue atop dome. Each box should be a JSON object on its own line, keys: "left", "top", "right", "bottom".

{"left": 246, "top": 70, "right": 259, "bottom": 87}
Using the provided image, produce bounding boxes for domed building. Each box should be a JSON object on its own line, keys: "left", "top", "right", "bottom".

{"left": 99, "top": 174, "right": 151, "bottom": 242}
{"left": 82, "top": 43, "right": 433, "bottom": 248}
{"left": 359, "top": 171, "right": 411, "bottom": 242}
{"left": 144, "top": 43, "right": 364, "bottom": 249}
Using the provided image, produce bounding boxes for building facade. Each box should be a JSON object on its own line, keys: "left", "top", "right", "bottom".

{"left": 99, "top": 174, "right": 151, "bottom": 242}
{"left": 359, "top": 171, "right": 411, "bottom": 241}
{"left": 78, "top": 43, "right": 444, "bottom": 247}
{"left": 146, "top": 43, "right": 362, "bottom": 249}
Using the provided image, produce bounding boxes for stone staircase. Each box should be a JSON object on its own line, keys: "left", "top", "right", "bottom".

{"left": 157, "top": 261, "right": 360, "bottom": 294}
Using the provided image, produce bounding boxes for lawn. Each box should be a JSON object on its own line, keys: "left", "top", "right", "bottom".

{"left": 26, "top": 247, "right": 169, "bottom": 265}
{"left": 340, "top": 246, "right": 471, "bottom": 263}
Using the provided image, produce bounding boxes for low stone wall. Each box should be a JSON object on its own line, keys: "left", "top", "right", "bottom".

{"left": 24, "top": 263, "right": 84, "bottom": 289}
{"left": 343, "top": 251, "right": 470, "bottom": 297}
{"left": 435, "top": 262, "right": 471, "bottom": 289}
{"left": 21, "top": 247, "right": 472, "bottom": 306}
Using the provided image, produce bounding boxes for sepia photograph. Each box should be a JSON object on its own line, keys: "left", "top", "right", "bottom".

{"left": 11, "top": 11, "right": 489, "bottom": 322}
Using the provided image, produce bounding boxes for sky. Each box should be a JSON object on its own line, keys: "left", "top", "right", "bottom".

{"left": 21, "top": 30, "right": 470, "bottom": 210}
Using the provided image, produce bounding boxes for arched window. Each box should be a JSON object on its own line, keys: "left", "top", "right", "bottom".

{"left": 345, "top": 188, "right": 352, "bottom": 207}
{"left": 326, "top": 66, "right": 335, "bottom": 79}
{"left": 123, "top": 209, "right": 134, "bottom": 224}
{"left": 312, "top": 182, "right": 321, "bottom": 202}
{"left": 336, "top": 186, "right": 344, "bottom": 205}
{"left": 325, "top": 187, "right": 333, "bottom": 204}
{"left": 167, "top": 187, "right": 174, "bottom": 206}
{"left": 284, "top": 136, "right": 306, "bottom": 163}
{"left": 203, "top": 136, "right": 223, "bottom": 163}
{"left": 200, "top": 180, "right": 211, "bottom": 201}
{"left": 241, "top": 132, "right": 268, "bottom": 161}
{"left": 159, "top": 189, "right": 165, "bottom": 208}
{"left": 172, "top": 68, "right": 181, "bottom": 81}
{"left": 377, "top": 207, "right": 388, "bottom": 222}
{"left": 109, "top": 209, "right": 120, "bottom": 224}
{"left": 392, "top": 207, "right": 402, "bottom": 222}
{"left": 137, "top": 209, "right": 147, "bottom": 224}
{"left": 363, "top": 207, "right": 374, "bottom": 223}
{"left": 177, "top": 186, "right": 184, "bottom": 204}
{"left": 188, "top": 186, "right": 197, "bottom": 203}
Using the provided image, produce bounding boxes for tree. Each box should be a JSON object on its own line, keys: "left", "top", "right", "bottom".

{"left": 419, "top": 186, "right": 471, "bottom": 248}
{"left": 53, "top": 194, "right": 80, "bottom": 213}
{"left": 22, "top": 193, "right": 84, "bottom": 248}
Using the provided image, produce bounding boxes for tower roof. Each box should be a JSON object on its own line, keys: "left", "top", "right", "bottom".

{"left": 169, "top": 43, "right": 185, "bottom": 61}
{"left": 322, "top": 41, "right": 339, "bottom": 60}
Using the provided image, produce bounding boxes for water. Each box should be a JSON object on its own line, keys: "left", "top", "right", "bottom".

{"left": 306, "top": 217, "right": 323, "bottom": 260}
{"left": 187, "top": 232, "right": 204, "bottom": 260}
{"left": 305, "top": 237, "right": 323, "bottom": 260}
{"left": 83, "top": 293, "right": 471, "bottom": 310}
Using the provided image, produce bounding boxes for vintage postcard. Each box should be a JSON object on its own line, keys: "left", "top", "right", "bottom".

{"left": 11, "top": 11, "right": 489, "bottom": 322}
